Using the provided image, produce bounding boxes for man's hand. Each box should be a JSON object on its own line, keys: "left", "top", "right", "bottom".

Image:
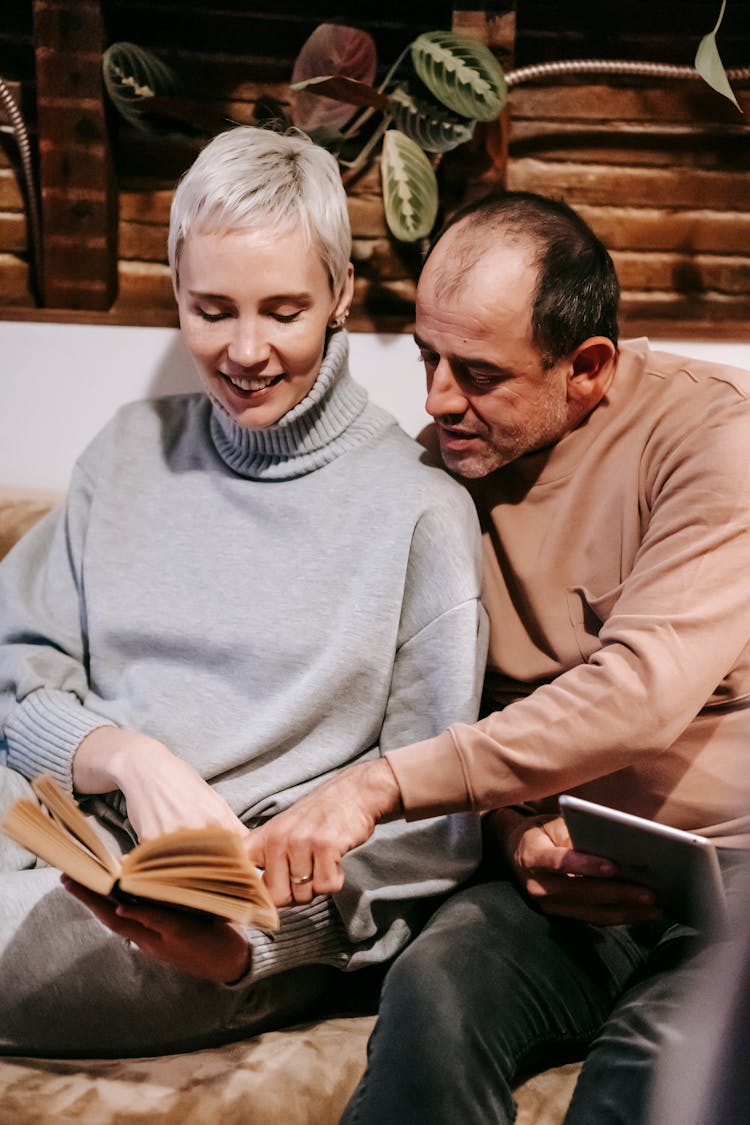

{"left": 62, "top": 877, "right": 251, "bottom": 983}
{"left": 486, "top": 810, "right": 664, "bottom": 926}
{"left": 74, "top": 727, "right": 248, "bottom": 841}
{"left": 247, "top": 758, "right": 403, "bottom": 907}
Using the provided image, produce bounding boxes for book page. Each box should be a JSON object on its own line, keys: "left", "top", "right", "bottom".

{"left": 120, "top": 826, "right": 279, "bottom": 930}
{"left": 124, "top": 828, "right": 252, "bottom": 865}
{"left": 1, "top": 798, "right": 117, "bottom": 897}
{"left": 118, "top": 875, "right": 279, "bottom": 929}
{"left": 31, "top": 775, "right": 119, "bottom": 876}
{"left": 2, "top": 779, "right": 279, "bottom": 930}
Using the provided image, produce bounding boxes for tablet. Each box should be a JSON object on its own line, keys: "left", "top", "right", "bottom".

{"left": 559, "top": 794, "right": 728, "bottom": 934}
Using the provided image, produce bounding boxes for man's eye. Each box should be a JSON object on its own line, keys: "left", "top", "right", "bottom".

{"left": 466, "top": 371, "right": 500, "bottom": 390}
{"left": 417, "top": 350, "right": 438, "bottom": 367}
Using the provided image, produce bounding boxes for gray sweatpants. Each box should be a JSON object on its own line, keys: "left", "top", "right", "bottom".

{"left": 0, "top": 766, "right": 334, "bottom": 1057}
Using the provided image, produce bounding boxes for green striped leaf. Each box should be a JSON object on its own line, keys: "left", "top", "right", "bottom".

{"left": 387, "top": 87, "right": 475, "bottom": 152}
{"left": 102, "top": 42, "right": 176, "bottom": 130}
{"left": 380, "top": 129, "right": 438, "bottom": 242}
{"left": 411, "top": 31, "right": 507, "bottom": 122}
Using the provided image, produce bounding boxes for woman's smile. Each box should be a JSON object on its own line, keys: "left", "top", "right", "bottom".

{"left": 221, "top": 370, "right": 284, "bottom": 395}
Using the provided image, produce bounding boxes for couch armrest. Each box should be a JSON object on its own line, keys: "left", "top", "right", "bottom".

{"left": 0, "top": 488, "right": 62, "bottom": 561}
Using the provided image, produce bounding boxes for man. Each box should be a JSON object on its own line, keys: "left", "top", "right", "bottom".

{"left": 250, "top": 192, "right": 750, "bottom": 1123}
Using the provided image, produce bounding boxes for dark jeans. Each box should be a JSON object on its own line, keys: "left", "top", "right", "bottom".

{"left": 341, "top": 864, "right": 745, "bottom": 1125}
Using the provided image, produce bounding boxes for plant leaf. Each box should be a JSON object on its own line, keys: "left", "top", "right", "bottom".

{"left": 291, "top": 23, "right": 377, "bottom": 133}
{"left": 388, "top": 87, "right": 475, "bottom": 152}
{"left": 291, "top": 75, "right": 388, "bottom": 111}
{"left": 380, "top": 129, "right": 438, "bottom": 242}
{"left": 102, "top": 42, "right": 176, "bottom": 130}
{"left": 695, "top": 0, "right": 741, "bottom": 110}
{"left": 411, "top": 31, "right": 507, "bottom": 122}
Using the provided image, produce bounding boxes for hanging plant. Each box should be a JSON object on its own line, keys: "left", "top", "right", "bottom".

{"left": 380, "top": 130, "right": 439, "bottom": 242}
{"left": 387, "top": 88, "right": 475, "bottom": 153}
{"left": 102, "top": 42, "right": 176, "bottom": 130}
{"left": 409, "top": 31, "right": 507, "bottom": 122}
{"left": 694, "top": 0, "right": 741, "bottom": 109}
{"left": 290, "top": 24, "right": 377, "bottom": 140}
{"left": 289, "top": 24, "right": 508, "bottom": 243}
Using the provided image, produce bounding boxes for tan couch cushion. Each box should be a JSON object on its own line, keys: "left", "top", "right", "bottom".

{"left": 0, "top": 489, "right": 61, "bottom": 561}
{"left": 0, "top": 1015, "right": 580, "bottom": 1125}
{"left": 0, "top": 1017, "right": 375, "bottom": 1125}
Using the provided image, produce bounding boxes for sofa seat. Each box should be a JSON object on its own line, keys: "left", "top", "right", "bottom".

{"left": 0, "top": 488, "right": 581, "bottom": 1124}
{"left": 0, "top": 1014, "right": 582, "bottom": 1125}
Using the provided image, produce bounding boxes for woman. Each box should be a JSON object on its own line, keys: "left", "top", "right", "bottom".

{"left": 0, "top": 126, "right": 486, "bottom": 1055}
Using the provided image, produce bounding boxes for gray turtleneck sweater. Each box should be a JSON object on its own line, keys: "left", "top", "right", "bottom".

{"left": 0, "top": 332, "right": 486, "bottom": 984}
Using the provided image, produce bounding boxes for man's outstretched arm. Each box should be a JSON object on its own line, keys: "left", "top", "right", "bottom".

{"left": 248, "top": 758, "right": 403, "bottom": 904}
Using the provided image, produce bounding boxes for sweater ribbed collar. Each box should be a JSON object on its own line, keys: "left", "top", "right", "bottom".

{"left": 209, "top": 331, "right": 373, "bottom": 480}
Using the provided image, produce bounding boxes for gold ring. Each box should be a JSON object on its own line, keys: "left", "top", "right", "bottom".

{"left": 290, "top": 874, "right": 313, "bottom": 885}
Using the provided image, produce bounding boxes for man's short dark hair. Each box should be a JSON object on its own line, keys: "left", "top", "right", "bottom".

{"left": 427, "top": 191, "right": 620, "bottom": 367}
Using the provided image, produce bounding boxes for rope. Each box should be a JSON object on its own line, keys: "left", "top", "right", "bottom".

{"left": 0, "top": 76, "right": 42, "bottom": 301}
{"left": 506, "top": 58, "right": 750, "bottom": 86}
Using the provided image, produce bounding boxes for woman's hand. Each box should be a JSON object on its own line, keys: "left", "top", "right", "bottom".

{"left": 486, "top": 809, "right": 663, "bottom": 927}
{"left": 73, "top": 726, "right": 248, "bottom": 841}
{"left": 62, "top": 876, "right": 251, "bottom": 983}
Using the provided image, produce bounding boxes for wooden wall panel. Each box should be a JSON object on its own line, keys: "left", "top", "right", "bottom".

{"left": 0, "top": 4, "right": 35, "bottom": 307}
{"left": 33, "top": 0, "right": 117, "bottom": 308}
{"left": 508, "top": 1, "right": 750, "bottom": 337}
{"left": 106, "top": 1, "right": 457, "bottom": 329}
{"left": 514, "top": 1, "right": 750, "bottom": 66}
{"left": 1, "top": 1, "right": 748, "bottom": 338}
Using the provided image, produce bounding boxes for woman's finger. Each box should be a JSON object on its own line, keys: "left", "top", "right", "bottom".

{"left": 288, "top": 847, "right": 315, "bottom": 904}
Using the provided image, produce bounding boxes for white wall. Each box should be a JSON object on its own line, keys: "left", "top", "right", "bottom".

{"left": 1, "top": 320, "right": 749, "bottom": 492}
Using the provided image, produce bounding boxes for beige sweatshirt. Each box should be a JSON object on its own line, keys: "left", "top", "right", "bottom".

{"left": 387, "top": 340, "right": 750, "bottom": 844}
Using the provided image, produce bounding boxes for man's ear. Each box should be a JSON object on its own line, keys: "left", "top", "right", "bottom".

{"left": 566, "top": 337, "right": 617, "bottom": 409}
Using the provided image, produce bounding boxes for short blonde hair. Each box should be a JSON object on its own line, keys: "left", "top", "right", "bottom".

{"left": 168, "top": 126, "right": 351, "bottom": 294}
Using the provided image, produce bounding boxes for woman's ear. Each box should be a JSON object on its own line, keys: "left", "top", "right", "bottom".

{"left": 566, "top": 337, "right": 617, "bottom": 409}
{"left": 330, "top": 263, "right": 355, "bottom": 328}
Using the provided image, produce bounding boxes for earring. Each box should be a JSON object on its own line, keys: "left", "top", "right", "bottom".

{"left": 330, "top": 310, "right": 350, "bottom": 329}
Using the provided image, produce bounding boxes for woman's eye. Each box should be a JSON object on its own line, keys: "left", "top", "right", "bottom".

{"left": 196, "top": 308, "right": 229, "bottom": 323}
{"left": 270, "top": 311, "right": 302, "bottom": 324}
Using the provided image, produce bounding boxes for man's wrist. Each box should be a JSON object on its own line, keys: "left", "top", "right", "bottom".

{"left": 362, "top": 758, "right": 404, "bottom": 824}
{"left": 482, "top": 806, "right": 531, "bottom": 869}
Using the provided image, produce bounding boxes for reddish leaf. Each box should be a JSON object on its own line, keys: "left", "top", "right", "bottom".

{"left": 292, "top": 76, "right": 387, "bottom": 111}
{"left": 291, "top": 23, "right": 377, "bottom": 134}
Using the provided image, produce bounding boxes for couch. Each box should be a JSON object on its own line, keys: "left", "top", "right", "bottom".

{"left": 0, "top": 488, "right": 581, "bottom": 1124}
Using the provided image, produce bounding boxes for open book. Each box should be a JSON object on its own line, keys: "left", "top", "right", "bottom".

{"left": 1, "top": 775, "right": 279, "bottom": 931}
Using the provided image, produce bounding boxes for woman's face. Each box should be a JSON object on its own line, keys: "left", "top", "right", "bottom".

{"left": 176, "top": 225, "right": 353, "bottom": 428}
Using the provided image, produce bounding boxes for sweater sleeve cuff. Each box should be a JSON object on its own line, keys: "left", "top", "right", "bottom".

{"left": 4, "top": 688, "right": 115, "bottom": 790}
{"left": 226, "top": 895, "right": 351, "bottom": 990}
{"left": 385, "top": 727, "right": 473, "bottom": 819}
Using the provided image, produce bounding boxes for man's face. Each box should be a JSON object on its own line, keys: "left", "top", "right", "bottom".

{"left": 415, "top": 229, "right": 575, "bottom": 478}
